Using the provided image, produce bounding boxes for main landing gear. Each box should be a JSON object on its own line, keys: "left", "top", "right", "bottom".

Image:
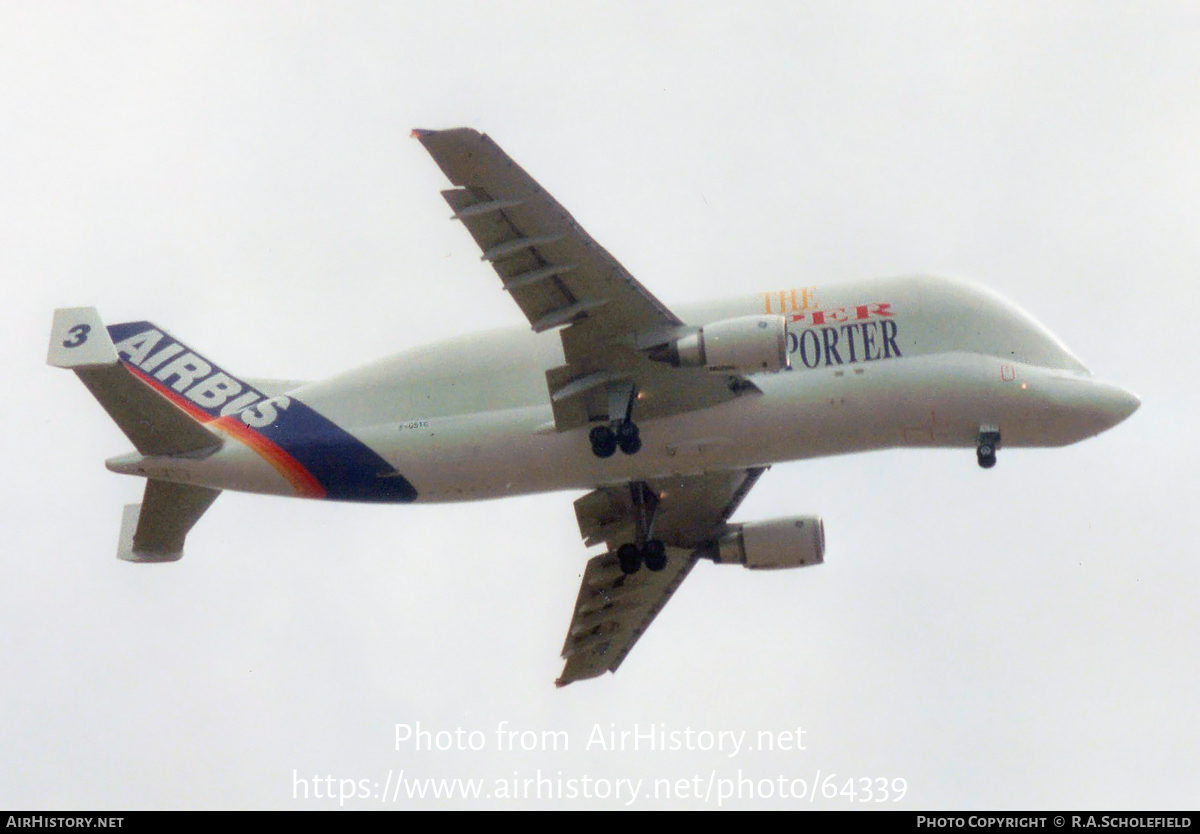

{"left": 617, "top": 540, "right": 666, "bottom": 574}
{"left": 616, "top": 482, "right": 667, "bottom": 575}
{"left": 589, "top": 421, "right": 640, "bottom": 458}
{"left": 977, "top": 425, "right": 1001, "bottom": 469}
{"left": 589, "top": 380, "right": 641, "bottom": 458}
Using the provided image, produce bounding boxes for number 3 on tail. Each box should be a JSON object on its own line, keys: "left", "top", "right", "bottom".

{"left": 62, "top": 324, "right": 91, "bottom": 348}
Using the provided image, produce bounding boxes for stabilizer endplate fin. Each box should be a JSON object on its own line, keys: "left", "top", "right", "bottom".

{"left": 47, "top": 307, "right": 118, "bottom": 369}
{"left": 117, "top": 480, "right": 221, "bottom": 563}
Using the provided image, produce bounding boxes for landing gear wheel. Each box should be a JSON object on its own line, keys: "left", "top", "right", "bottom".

{"left": 976, "top": 426, "right": 1001, "bottom": 469}
{"left": 642, "top": 540, "right": 667, "bottom": 572}
{"left": 589, "top": 425, "right": 617, "bottom": 459}
{"left": 617, "top": 542, "right": 642, "bottom": 575}
{"left": 616, "top": 421, "right": 642, "bottom": 456}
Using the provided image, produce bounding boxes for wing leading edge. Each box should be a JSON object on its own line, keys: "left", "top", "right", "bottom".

{"left": 412, "top": 127, "right": 759, "bottom": 432}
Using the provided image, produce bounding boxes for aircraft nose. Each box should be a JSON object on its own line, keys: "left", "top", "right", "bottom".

{"left": 1044, "top": 375, "right": 1140, "bottom": 437}
{"left": 1112, "top": 386, "right": 1140, "bottom": 421}
{"left": 1083, "top": 379, "right": 1140, "bottom": 429}
{"left": 1099, "top": 384, "right": 1132, "bottom": 427}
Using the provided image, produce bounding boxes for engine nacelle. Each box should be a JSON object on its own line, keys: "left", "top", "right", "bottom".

{"left": 651, "top": 315, "right": 790, "bottom": 373}
{"left": 716, "top": 515, "right": 825, "bottom": 570}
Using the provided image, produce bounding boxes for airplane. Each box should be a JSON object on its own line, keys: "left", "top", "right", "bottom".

{"left": 47, "top": 127, "right": 1140, "bottom": 686}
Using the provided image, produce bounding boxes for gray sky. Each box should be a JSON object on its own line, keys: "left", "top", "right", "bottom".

{"left": 2, "top": 1, "right": 1197, "bottom": 809}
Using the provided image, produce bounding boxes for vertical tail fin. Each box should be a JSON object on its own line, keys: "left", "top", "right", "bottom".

{"left": 48, "top": 307, "right": 223, "bottom": 457}
{"left": 50, "top": 308, "right": 226, "bottom": 561}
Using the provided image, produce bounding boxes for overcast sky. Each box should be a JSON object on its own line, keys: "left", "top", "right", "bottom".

{"left": 2, "top": 1, "right": 1197, "bottom": 810}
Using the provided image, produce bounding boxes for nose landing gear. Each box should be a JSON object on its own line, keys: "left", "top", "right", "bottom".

{"left": 977, "top": 425, "right": 1001, "bottom": 469}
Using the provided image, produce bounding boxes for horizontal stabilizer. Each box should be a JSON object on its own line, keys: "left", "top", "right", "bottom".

{"left": 117, "top": 480, "right": 221, "bottom": 562}
{"left": 76, "top": 364, "right": 222, "bottom": 457}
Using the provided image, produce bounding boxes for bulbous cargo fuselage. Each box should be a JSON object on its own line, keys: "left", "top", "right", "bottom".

{"left": 110, "top": 274, "right": 1138, "bottom": 502}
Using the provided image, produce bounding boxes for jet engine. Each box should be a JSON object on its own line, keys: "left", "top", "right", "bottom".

{"left": 715, "top": 515, "right": 825, "bottom": 570}
{"left": 650, "top": 315, "right": 790, "bottom": 373}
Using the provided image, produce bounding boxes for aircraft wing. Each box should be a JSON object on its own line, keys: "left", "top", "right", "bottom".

{"left": 413, "top": 127, "right": 757, "bottom": 431}
{"left": 557, "top": 467, "right": 766, "bottom": 686}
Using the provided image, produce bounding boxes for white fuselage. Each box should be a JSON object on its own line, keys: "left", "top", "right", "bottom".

{"left": 108, "top": 275, "right": 1139, "bottom": 502}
